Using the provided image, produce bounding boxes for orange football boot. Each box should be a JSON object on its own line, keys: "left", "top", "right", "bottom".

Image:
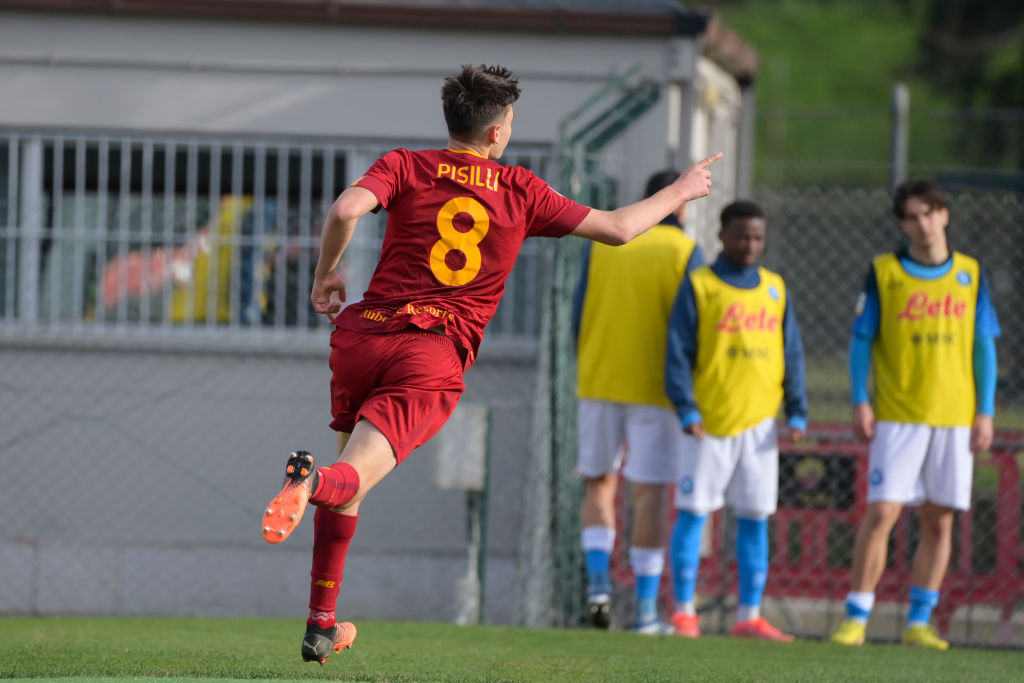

{"left": 262, "top": 451, "right": 317, "bottom": 544}
{"left": 730, "top": 617, "right": 795, "bottom": 642}
{"left": 671, "top": 612, "right": 701, "bottom": 638}
{"left": 302, "top": 621, "right": 357, "bottom": 664}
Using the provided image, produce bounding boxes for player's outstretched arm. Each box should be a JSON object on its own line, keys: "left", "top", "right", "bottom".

{"left": 570, "top": 153, "right": 723, "bottom": 245}
{"left": 311, "top": 185, "right": 378, "bottom": 316}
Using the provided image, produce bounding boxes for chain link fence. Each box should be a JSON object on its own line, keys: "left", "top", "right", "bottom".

{"left": 756, "top": 102, "right": 1024, "bottom": 191}
{"left": 1, "top": 126, "right": 1022, "bottom": 647}
{"left": 592, "top": 184, "right": 1024, "bottom": 647}
{"left": 0, "top": 130, "right": 551, "bottom": 624}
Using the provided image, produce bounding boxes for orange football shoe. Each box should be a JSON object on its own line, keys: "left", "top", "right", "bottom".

{"left": 671, "top": 612, "right": 701, "bottom": 638}
{"left": 302, "top": 621, "right": 357, "bottom": 665}
{"left": 730, "top": 617, "right": 795, "bottom": 642}
{"left": 262, "top": 451, "right": 317, "bottom": 544}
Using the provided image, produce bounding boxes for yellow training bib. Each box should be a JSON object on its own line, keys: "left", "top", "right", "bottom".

{"left": 872, "top": 252, "right": 978, "bottom": 426}
{"left": 577, "top": 225, "right": 696, "bottom": 408}
{"left": 691, "top": 266, "right": 786, "bottom": 437}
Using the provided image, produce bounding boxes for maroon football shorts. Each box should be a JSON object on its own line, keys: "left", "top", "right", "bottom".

{"left": 328, "top": 326, "right": 465, "bottom": 464}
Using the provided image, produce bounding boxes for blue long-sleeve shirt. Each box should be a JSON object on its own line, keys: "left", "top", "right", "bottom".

{"left": 849, "top": 250, "right": 1001, "bottom": 415}
{"left": 666, "top": 254, "right": 808, "bottom": 431}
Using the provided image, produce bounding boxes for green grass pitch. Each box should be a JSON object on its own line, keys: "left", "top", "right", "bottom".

{"left": 2, "top": 616, "right": 1022, "bottom": 682}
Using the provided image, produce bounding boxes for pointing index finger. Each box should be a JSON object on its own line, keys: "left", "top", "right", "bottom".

{"left": 697, "top": 152, "right": 724, "bottom": 169}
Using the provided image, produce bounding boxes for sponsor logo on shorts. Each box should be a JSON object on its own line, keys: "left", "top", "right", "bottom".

{"left": 360, "top": 309, "right": 391, "bottom": 322}
{"left": 359, "top": 304, "right": 457, "bottom": 324}
{"left": 403, "top": 302, "right": 456, "bottom": 321}
{"left": 869, "top": 468, "right": 883, "bottom": 486}
{"left": 679, "top": 476, "right": 694, "bottom": 494}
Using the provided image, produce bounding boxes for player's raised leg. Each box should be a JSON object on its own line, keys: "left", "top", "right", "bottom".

{"left": 302, "top": 421, "right": 398, "bottom": 662}
{"left": 263, "top": 450, "right": 319, "bottom": 544}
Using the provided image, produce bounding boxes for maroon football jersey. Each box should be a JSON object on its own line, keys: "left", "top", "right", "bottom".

{"left": 336, "top": 148, "right": 589, "bottom": 364}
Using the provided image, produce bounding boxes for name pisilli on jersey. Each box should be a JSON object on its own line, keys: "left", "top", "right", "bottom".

{"left": 872, "top": 251, "right": 979, "bottom": 426}
{"left": 691, "top": 266, "right": 786, "bottom": 437}
{"left": 338, "top": 148, "right": 589, "bottom": 365}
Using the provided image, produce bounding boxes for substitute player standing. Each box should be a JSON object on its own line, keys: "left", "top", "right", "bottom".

{"left": 830, "top": 179, "right": 1000, "bottom": 650}
{"left": 573, "top": 169, "right": 703, "bottom": 633}
{"left": 260, "top": 63, "right": 723, "bottom": 664}
{"left": 665, "top": 200, "right": 807, "bottom": 641}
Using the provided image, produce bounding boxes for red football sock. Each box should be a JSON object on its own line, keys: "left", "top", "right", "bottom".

{"left": 310, "top": 461, "right": 361, "bottom": 508}
{"left": 307, "top": 509, "right": 359, "bottom": 628}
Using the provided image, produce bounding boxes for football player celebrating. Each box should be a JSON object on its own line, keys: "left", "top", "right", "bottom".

{"left": 260, "top": 63, "right": 723, "bottom": 663}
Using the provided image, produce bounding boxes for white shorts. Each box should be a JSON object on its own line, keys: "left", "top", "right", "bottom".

{"left": 576, "top": 399, "right": 684, "bottom": 484}
{"left": 867, "top": 421, "right": 973, "bottom": 510}
{"left": 674, "top": 417, "right": 779, "bottom": 517}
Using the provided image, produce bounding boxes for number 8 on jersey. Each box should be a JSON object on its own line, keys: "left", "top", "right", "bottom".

{"left": 430, "top": 196, "right": 489, "bottom": 286}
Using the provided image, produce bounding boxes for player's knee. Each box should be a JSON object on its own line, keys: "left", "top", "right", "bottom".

{"left": 864, "top": 502, "right": 902, "bottom": 532}
{"left": 584, "top": 472, "right": 617, "bottom": 495}
{"left": 631, "top": 482, "right": 665, "bottom": 507}
{"left": 918, "top": 506, "right": 954, "bottom": 537}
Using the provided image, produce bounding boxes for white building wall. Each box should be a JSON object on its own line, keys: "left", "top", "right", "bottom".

{"left": 0, "top": 10, "right": 746, "bottom": 207}
{"left": 0, "top": 346, "right": 534, "bottom": 623}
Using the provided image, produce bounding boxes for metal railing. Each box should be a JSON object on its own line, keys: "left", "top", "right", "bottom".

{"left": 0, "top": 131, "right": 553, "bottom": 352}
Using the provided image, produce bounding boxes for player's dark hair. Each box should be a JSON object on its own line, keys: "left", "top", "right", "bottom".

{"left": 644, "top": 169, "right": 680, "bottom": 198}
{"left": 720, "top": 200, "right": 765, "bottom": 227}
{"left": 892, "top": 179, "right": 947, "bottom": 219}
{"left": 441, "top": 64, "right": 521, "bottom": 139}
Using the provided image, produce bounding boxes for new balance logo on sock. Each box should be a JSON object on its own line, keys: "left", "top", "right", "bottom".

{"left": 309, "top": 610, "right": 335, "bottom": 626}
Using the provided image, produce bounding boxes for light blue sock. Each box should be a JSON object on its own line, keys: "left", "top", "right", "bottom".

{"left": 635, "top": 575, "right": 660, "bottom": 624}
{"left": 582, "top": 526, "right": 615, "bottom": 597}
{"left": 630, "top": 547, "right": 664, "bottom": 625}
{"left": 736, "top": 517, "right": 768, "bottom": 610}
{"left": 670, "top": 510, "right": 707, "bottom": 604}
{"left": 585, "top": 550, "right": 611, "bottom": 597}
{"left": 907, "top": 586, "right": 939, "bottom": 627}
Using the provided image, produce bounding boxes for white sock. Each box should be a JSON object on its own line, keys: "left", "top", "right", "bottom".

{"left": 845, "top": 591, "right": 875, "bottom": 624}
{"left": 675, "top": 602, "right": 696, "bottom": 616}
{"left": 736, "top": 604, "right": 760, "bottom": 623}
{"left": 581, "top": 526, "right": 616, "bottom": 553}
{"left": 628, "top": 547, "right": 665, "bottom": 577}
